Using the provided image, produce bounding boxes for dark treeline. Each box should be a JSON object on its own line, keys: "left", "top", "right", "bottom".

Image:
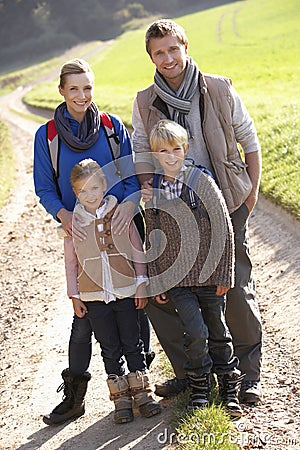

{"left": 0, "top": 0, "right": 236, "bottom": 71}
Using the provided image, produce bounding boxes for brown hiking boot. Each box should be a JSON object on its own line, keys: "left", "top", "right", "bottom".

{"left": 128, "top": 371, "right": 161, "bottom": 418}
{"left": 107, "top": 374, "right": 133, "bottom": 424}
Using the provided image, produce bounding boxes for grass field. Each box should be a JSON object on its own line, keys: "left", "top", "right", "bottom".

{"left": 24, "top": 0, "right": 300, "bottom": 219}
{"left": 1, "top": 1, "right": 299, "bottom": 446}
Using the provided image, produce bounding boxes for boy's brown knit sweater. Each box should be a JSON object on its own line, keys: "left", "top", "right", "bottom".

{"left": 145, "top": 168, "right": 235, "bottom": 295}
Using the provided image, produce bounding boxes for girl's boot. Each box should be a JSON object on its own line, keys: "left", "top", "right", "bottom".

{"left": 107, "top": 374, "right": 133, "bottom": 424}
{"left": 187, "top": 373, "right": 211, "bottom": 410}
{"left": 127, "top": 371, "right": 161, "bottom": 418}
{"left": 43, "top": 368, "right": 91, "bottom": 425}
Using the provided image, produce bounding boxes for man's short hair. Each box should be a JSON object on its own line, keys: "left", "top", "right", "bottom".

{"left": 145, "top": 19, "right": 188, "bottom": 55}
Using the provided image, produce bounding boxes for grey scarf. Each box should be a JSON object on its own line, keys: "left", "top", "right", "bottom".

{"left": 54, "top": 101, "right": 100, "bottom": 152}
{"left": 154, "top": 56, "right": 199, "bottom": 136}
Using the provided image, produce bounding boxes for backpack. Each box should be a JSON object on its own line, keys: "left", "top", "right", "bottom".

{"left": 46, "top": 111, "right": 121, "bottom": 184}
{"left": 151, "top": 165, "right": 214, "bottom": 214}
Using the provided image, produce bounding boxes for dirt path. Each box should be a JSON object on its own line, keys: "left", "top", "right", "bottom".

{"left": 0, "top": 60, "right": 300, "bottom": 449}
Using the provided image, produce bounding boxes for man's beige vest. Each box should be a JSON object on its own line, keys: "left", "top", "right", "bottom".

{"left": 136, "top": 72, "right": 252, "bottom": 213}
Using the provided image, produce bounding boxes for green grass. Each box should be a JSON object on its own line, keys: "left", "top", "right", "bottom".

{"left": 174, "top": 398, "right": 240, "bottom": 450}
{"left": 0, "top": 121, "right": 15, "bottom": 206}
{"left": 1, "top": 1, "right": 298, "bottom": 445}
{"left": 23, "top": 0, "right": 300, "bottom": 220}
{"left": 168, "top": 383, "right": 242, "bottom": 450}
{"left": 0, "top": 40, "right": 104, "bottom": 97}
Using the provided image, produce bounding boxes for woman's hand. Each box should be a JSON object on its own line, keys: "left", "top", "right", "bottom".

{"left": 112, "top": 200, "right": 136, "bottom": 235}
{"left": 57, "top": 208, "right": 87, "bottom": 241}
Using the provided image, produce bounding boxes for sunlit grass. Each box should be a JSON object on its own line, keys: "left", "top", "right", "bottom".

{"left": 22, "top": 0, "right": 300, "bottom": 219}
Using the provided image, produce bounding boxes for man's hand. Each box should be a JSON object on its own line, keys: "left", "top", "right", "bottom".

{"left": 141, "top": 179, "right": 153, "bottom": 203}
{"left": 244, "top": 193, "right": 258, "bottom": 215}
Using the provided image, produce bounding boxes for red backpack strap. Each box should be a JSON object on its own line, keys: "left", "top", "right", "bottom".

{"left": 100, "top": 111, "right": 120, "bottom": 160}
{"left": 46, "top": 118, "right": 60, "bottom": 178}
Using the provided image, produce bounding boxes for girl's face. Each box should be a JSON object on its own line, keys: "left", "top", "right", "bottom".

{"left": 73, "top": 174, "right": 106, "bottom": 215}
{"left": 59, "top": 72, "right": 94, "bottom": 123}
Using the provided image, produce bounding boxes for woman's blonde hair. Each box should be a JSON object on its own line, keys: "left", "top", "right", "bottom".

{"left": 149, "top": 119, "right": 188, "bottom": 152}
{"left": 59, "top": 58, "right": 94, "bottom": 88}
{"left": 70, "top": 159, "right": 105, "bottom": 188}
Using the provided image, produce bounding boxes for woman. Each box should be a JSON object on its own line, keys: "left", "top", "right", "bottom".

{"left": 33, "top": 58, "right": 154, "bottom": 425}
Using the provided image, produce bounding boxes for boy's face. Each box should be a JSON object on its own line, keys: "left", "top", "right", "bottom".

{"left": 73, "top": 174, "right": 106, "bottom": 215}
{"left": 153, "top": 141, "right": 187, "bottom": 180}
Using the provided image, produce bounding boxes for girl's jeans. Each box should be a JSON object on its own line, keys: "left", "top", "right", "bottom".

{"left": 167, "top": 286, "right": 239, "bottom": 376}
{"left": 69, "top": 298, "right": 146, "bottom": 376}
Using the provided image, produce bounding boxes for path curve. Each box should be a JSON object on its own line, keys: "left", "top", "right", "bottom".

{"left": 0, "top": 44, "right": 300, "bottom": 449}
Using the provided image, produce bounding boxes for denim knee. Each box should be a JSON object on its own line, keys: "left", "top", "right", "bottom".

{"left": 70, "top": 315, "right": 92, "bottom": 344}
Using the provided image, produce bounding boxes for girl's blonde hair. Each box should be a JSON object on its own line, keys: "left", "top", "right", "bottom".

{"left": 70, "top": 159, "right": 106, "bottom": 188}
{"left": 149, "top": 119, "right": 188, "bottom": 152}
{"left": 59, "top": 58, "right": 94, "bottom": 88}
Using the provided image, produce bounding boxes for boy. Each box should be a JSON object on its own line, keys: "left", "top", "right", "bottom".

{"left": 144, "top": 120, "right": 244, "bottom": 417}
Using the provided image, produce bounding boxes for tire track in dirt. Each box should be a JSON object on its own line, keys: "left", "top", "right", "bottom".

{"left": 1, "top": 41, "right": 300, "bottom": 449}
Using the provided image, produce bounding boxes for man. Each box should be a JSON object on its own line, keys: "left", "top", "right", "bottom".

{"left": 132, "top": 19, "right": 263, "bottom": 404}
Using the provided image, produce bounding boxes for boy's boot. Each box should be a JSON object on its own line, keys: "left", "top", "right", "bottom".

{"left": 217, "top": 372, "right": 245, "bottom": 417}
{"left": 187, "top": 373, "right": 211, "bottom": 410}
{"left": 127, "top": 371, "right": 161, "bottom": 418}
{"left": 43, "top": 368, "right": 91, "bottom": 426}
{"left": 107, "top": 374, "right": 133, "bottom": 424}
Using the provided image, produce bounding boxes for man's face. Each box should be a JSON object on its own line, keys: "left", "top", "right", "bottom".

{"left": 148, "top": 35, "right": 188, "bottom": 91}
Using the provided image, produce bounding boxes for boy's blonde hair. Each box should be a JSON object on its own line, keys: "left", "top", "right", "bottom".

{"left": 59, "top": 58, "right": 94, "bottom": 88}
{"left": 149, "top": 119, "right": 188, "bottom": 152}
{"left": 70, "top": 159, "right": 106, "bottom": 188}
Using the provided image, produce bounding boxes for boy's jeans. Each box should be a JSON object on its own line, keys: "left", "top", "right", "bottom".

{"left": 168, "top": 286, "right": 239, "bottom": 376}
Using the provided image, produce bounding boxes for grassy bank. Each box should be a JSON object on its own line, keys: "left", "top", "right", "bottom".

{"left": 0, "top": 1, "right": 299, "bottom": 446}
{"left": 24, "top": 0, "right": 300, "bottom": 220}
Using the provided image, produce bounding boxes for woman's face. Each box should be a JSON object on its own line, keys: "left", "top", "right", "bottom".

{"left": 59, "top": 72, "right": 94, "bottom": 122}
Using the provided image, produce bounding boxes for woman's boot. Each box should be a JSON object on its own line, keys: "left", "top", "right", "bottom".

{"left": 43, "top": 369, "right": 91, "bottom": 425}
{"left": 128, "top": 371, "right": 161, "bottom": 418}
{"left": 107, "top": 374, "right": 133, "bottom": 424}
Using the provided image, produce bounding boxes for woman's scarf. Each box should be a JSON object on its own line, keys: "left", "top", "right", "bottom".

{"left": 54, "top": 101, "right": 100, "bottom": 152}
{"left": 154, "top": 56, "right": 199, "bottom": 137}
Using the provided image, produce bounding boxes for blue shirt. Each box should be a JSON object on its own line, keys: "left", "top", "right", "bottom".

{"left": 34, "top": 111, "right": 140, "bottom": 220}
